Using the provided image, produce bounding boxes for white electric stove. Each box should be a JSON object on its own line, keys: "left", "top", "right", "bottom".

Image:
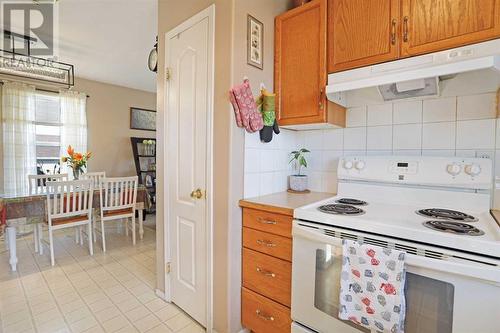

{"left": 291, "top": 156, "right": 500, "bottom": 333}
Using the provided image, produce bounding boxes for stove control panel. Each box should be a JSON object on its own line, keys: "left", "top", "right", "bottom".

{"left": 338, "top": 156, "right": 492, "bottom": 190}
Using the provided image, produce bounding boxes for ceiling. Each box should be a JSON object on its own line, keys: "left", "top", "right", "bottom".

{"left": 57, "top": 0, "right": 157, "bottom": 92}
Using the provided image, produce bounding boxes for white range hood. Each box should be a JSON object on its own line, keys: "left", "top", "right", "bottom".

{"left": 326, "top": 39, "right": 500, "bottom": 104}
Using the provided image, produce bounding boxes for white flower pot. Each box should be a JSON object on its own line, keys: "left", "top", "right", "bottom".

{"left": 289, "top": 175, "right": 308, "bottom": 192}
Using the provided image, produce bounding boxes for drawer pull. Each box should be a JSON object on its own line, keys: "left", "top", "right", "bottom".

{"left": 257, "top": 217, "right": 277, "bottom": 225}
{"left": 255, "top": 309, "right": 275, "bottom": 321}
{"left": 256, "top": 267, "right": 276, "bottom": 278}
{"left": 256, "top": 239, "right": 276, "bottom": 247}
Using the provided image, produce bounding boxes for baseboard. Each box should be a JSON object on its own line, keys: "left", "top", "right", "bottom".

{"left": 155, "top": 289, "right": 166, "bottom": 300}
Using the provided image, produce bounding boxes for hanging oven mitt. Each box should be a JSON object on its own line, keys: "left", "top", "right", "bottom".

{"left": 257, "top": 88, "right": 280, "bottom": 143}
{"left": 229, "top": 79, "right": 263, "bottom": 133}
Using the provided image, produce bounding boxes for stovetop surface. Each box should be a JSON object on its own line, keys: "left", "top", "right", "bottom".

{"left": 294, "top": 195, "right": 500, "bottom": 258}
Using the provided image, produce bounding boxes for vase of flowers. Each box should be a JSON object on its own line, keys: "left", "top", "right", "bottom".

{"left": 61, "top": 145, "right": 92, "bottom": 180}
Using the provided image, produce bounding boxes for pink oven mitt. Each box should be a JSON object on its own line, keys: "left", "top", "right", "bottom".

{"left": 229, "top": 79, "right": 264, "bottom": 132}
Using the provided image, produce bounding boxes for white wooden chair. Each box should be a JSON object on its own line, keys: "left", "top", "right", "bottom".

{"left": 37, "top": 180, "right": 94, "bottom": 266}
{"left": 82, "top": 171, "right": 106, "bottom": 242}
{"left": 82, "top": 171, "right": 106, "bottom": 188}
{"left": 29, "top": 174, "right": 68, "bottom": 254}
{"left": 99, "top": 176, "right": 138, "bottom": 251}
{"left": 28, "top": 174, "right": 68, "bottom": 194}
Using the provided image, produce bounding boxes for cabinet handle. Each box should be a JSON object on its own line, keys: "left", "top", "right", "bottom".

{"left": 256, "top": 239, "right": 277, "bottom": 247}
{"left": 257, "top": 217, "right": 277, "bottom": 225}
{"left": 403, "top": 16, "right": 409, "bottom": 42}
{"left": 319, "top": 88, "right": 324, "bottom": 110}
{"left": 391, "top": 19, "right": 397, "bottom": 45}
{"left": 256, "top": 309, "right": 275, "bottom": 321}
{"left": 256, "top": 267, "right": 276, "bottom": 278}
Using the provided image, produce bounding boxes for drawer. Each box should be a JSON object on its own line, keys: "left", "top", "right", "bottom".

{"left": 243, "top": 208, "right": 292, "bottom": 238}
{"left": 242, "top": 248, "right": 291, "bottom": 307}
{"left": 243, "top": 227, "right": 292, "bottom": 261}
{"left": 242, "top": 287, "right": 291, "bottom": 333}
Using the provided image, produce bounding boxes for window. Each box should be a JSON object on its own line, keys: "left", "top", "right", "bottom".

{"left": 35, "top": 93, "right": 61, "bottom": 175}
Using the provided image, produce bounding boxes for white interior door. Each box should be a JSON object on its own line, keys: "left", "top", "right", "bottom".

{"left": 165, "top": 6, "right": 214, "bottom": 327}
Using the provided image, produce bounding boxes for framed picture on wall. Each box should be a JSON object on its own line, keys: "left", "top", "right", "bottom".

{"left": 130, "top": 107, "right": 156, "bottom": 131}
{"left": 247, "top": 14, "right": 263, "bottom": 69}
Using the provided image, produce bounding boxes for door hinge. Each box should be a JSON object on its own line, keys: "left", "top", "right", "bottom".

{"left": 166, "top": 262, "right": 171, "bottom": 274}
{"left": 165, "top": 68, "right": 171, "bottom": 81}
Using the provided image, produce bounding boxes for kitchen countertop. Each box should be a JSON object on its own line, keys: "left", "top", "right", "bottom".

{"left": 239, "top": 191, "right": 334, "bottom": 216}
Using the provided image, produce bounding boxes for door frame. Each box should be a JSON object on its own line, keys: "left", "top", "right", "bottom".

{"left": 163, "top": 4, "right": 215, "bottom": 331}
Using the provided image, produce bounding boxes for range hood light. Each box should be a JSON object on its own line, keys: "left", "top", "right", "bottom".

{"left": 378, "top": 77, "right": 439, "bottom": 101}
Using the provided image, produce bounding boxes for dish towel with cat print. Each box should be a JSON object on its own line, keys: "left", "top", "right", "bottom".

{"left": 339, "top": 240, "right": 407, "bottom": 333}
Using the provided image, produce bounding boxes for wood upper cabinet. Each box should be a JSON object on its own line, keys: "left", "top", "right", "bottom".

{"left": 401, "top": 0, "right": 500, "bottom": 57}
{"left": 328, "top": 0, "right": 400, "bottom": 72}
{"left": 275, "top": 0, "right": 345, "bottom": 128}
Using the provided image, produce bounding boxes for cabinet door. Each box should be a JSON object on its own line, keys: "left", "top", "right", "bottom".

{"left": 275, "top": 0, "right": 327, "bottom": 126}
{"left": 328, "top": 0, "right": 400, "bottom": 72}
{"left": 401, "top": 0, "right": 500, "bottom": 57}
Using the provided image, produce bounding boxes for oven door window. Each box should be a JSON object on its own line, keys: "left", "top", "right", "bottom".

{"left": 314, "top": 248, "right": 455, "bottom": 333}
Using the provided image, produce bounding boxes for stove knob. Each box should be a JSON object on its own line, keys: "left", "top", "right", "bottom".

{"left": 354, "top": 160, "right": 365, "bottom": 170}
{"left": 446, "top": 163, "right": 461, "bottom": 176}
{"left": 465, "top": 164, "right": 481, "bottom": 176}
{"left": 343, "top": 160, "right": 353, "bottom": 170}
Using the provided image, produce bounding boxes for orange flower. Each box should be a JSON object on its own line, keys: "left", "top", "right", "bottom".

{"left": 67, "top": 145, "right": 74, "bottom": 156}
{"left": 74, "top": 153, "right": 83, "bottom": 161}
{"left": 86, "top": 152, "right": 92, "bottom": 159}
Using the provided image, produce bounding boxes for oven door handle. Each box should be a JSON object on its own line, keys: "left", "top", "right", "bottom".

{"left": 293, "top": 223, "right": 500, "bottom": 285}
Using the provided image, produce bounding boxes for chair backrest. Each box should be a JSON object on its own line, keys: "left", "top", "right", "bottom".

{"left": 100, "top": 176, "right": 138, "bottom": 211}
{"left": 46, "top": 180, "right": 93, "bottom": 224}
{"left": 28, "top": 174, "right": 68, "bottom": 194}
{"left": 82, "top": 171, "right": 106, "bottom": 188}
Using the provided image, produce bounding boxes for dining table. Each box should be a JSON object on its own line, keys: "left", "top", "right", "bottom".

{"left": 0, "top": 185, "right": 151, "bottom": 271}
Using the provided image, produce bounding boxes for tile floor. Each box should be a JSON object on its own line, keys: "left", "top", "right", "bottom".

{"left": 0, "top": 217, "right": 204, "bottom": 333}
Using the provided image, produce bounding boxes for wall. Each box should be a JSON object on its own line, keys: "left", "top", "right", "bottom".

{"left": 249, "top": 70, "right": 500, "bottom": 202}
{"left": 157, "top": 1, "right": 291, "bottom": 332}
{"left": 230, "top": 1, "right": 291, "bottom": 332}
{"left": 0, "top": 78, "right": 155, "bottom": 193}
{"left": 157, "top": 1, "right": 233, "bottom": 332}
{"left": 74, "top": 77, "right": 156, "bottom": 177}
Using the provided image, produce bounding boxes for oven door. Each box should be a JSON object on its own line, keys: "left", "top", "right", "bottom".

{"left": 292, "top": 222, "right": 500, "bottom": 333}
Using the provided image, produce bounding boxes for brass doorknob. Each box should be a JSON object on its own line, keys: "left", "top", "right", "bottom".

{"left": 190, "top": 188, "right": 203, "bottom": 199}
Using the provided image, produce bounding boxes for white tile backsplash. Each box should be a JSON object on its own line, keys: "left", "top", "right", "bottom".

{"left": 343, "top": 127, "right": 367, "bottom": 150}
{"left": 423, "top": 97, "right": 456, "bottom": 123}
{"left": 393, "top": 123, "right": 422, "bottom": 150}
{"left": 367, "top": 103, "right": 393, "bottom": 126}
{"left": 393, "top": 100, "right": 422, "bottom": 124}
{"left": 367, "top": 125, "right": 392, "bottom": 150}
{"left": 324, "top": 129, "right": 344, "bottom": 150}
{"left": 422, "top": 122, "right": 455, "bottom": 150}
{"left": 346, "top": 106, "right": 367, "bottom": 127}
{"left": 244, "top": 87, "right": 500, "bottom": 204}
{"left": 456, "top": 119, "right": 496, "bottom": 149}
{"left": 457, "top": 93, "right": 496, "bottom": 120}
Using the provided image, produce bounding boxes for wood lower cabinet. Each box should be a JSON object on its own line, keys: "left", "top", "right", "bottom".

{"left": 401, "top": 0, "right": 500, "bottom": 57}
{"left": 328, "top": 0, "right": 400, "bottom": 72}
{"left": 275, "top": 0, "right": 345, "bottom": 128}
{"left": 240, "top": 207, "right": 293, "bottom": 333}
{"left": 242, "top": 288, "right": 291, "bottom": 333}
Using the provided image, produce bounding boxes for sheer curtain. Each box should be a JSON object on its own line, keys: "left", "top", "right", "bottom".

{"left": 59, "top": 90, "right": 88, "bottom": 177}
{"left": 2, "top": 82, "right": 37, "bottom": 196}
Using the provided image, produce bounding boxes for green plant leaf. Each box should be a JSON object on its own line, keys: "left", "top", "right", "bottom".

{"left": 300, "top": 148, "right": 310, "bottom": 153}
{"left": 299, "top": 156, "right": 307, "bottom": 168}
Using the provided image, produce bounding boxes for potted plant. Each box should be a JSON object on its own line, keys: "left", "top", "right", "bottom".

{"left": 289, "top": 148, "right": 310, "bottom": 192}
{"left": 61, "top": 145, "right": 92, "bottom": 180}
